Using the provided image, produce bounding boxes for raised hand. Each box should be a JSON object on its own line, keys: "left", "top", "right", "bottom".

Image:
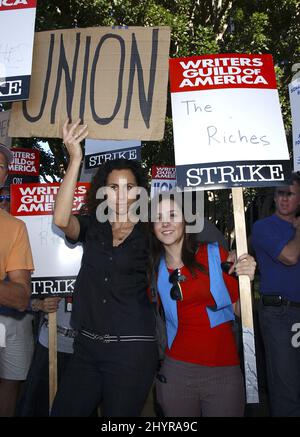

{"left": 62, "top": 118, "right": 88, "bottom": 161}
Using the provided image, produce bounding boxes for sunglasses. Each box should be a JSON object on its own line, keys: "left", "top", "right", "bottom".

{"left": 169, "top": 268, "right": 185, "bottom": 301}
{"left": 0, "top": 195, "right": 10, "bottom": 202}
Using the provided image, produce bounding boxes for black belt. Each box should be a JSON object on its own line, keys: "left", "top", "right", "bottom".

{"left": 43, "top": 319, "right": 78, "bottom": 338}
{"left": 80, "top": 329, "right": 156, "bottom": 343}
{"left": 261, "top": 295, "right": 300, "bottom": 308}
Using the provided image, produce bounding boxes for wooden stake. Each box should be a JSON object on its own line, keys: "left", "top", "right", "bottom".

{"left": 232, "top": 187, "right": 259, "bottom": 403}
{"left": 48, "top": 311, "right": 58, "bottom": 411}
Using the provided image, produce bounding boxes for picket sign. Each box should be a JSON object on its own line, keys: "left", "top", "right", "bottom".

{"left": 232, "top": 187, "right": 259, "bottom": 403}
{"left": 48, "top": 312, "right": 58, "bottom": 410}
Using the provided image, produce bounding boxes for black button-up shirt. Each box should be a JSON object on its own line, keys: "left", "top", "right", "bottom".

{"left": 69, "top": 215, "right": 155, "bottom": 336}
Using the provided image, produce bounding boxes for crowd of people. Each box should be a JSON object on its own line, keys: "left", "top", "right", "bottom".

{"left": 0, "top": 119, "right": 299, "bottom": 417}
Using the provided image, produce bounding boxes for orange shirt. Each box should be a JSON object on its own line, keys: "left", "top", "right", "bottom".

{"left": 0, "top": 209, "right": 34, "bottom": 279}
{"left": 166, "top": 244, "right": 240, "bottom": 367}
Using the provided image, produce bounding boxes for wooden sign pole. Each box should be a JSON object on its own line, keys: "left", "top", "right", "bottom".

{"left": 48, "top": 311, "right": 58, "bottom": 411}
{"left": 232, "top": 187, "right": 259, "bottom": 404}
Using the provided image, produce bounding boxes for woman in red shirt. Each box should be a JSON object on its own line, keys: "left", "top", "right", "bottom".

{"left": 150, "top": 194, "right": 256, "bottom": 417}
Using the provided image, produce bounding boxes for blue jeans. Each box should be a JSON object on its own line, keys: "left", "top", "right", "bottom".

{"left": 258, "top": 299, "right": 300, "bottom": 416}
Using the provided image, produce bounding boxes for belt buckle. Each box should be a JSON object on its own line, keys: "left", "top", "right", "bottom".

{"left": 65, "top": 328, "right": 76, "bottom": 338}
{"left": 262, "top": 295, "right": 282, "bottom": 306}
{"left": 60, "top": 326, "right": 71, "bottom": 337}
{"left": 60, "top": 327, "right": 67, "bottom": 336}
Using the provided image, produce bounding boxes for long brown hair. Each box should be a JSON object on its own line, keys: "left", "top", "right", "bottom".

{"left": 149, "top": 193, "right": 207, "bottom": 278}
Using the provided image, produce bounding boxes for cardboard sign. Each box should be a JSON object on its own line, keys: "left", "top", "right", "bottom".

{"left": 289, "top": 78, "right": 300, "bottom": 172}
{"left": 169, "top": 54, "right": 291, "bottom": 190}
{"left": 9, "top": 26, "right": 171, "bottom": 140}
{"left": 84, "top": 139, "right": 141, "bottom": 169}
{"left": 11, "top": 182, "right": 89, "bottom": 297}
{"left": 0, "top": 110, "right": 12, "bottom": 147}
{"left": 0, "top": 0, "right": 37, "bottom": 102}
{"left": 8, "top": 147, "right": 40, "bottom": 176}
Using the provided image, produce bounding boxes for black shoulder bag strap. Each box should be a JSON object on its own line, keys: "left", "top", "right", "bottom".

{"left": 150, "top": 270, "right": 167, "bottom": 364}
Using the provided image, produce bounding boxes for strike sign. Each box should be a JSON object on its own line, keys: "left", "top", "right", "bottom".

{"left": 169, "top": 54, "right": 291, "bottom": 190}
{"left": 0, "top": 0, "right": 37, "bottom": 102}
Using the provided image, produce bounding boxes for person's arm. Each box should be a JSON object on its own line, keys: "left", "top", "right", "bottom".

{"left": 53, "top": 119, "right": 88, "bottom": 240}
{"left": 0, "top": 269, "right": 31, "bottom": 311}
{"left": 277, "top": 217, "right": 300, "bottom": 265}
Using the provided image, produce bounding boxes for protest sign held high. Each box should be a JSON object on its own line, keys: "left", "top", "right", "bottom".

{"left": 0, "top": 0, "right": 37, "bottom": 102}
{"left": 170, "top": 54, "right": 291, "bottom": 190}
{"left": 9, "top": 26, "right": 171, "bottom": 140}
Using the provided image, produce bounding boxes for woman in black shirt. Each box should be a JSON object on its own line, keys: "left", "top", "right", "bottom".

{"left": 51, "top": 120, "right": 157, "bottom": 417}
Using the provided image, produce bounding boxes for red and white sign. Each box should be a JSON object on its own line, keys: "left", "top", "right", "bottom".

{"left": 8, "top": 147, "right": 40, "bottom": 176}
{"left": 0, "top": 0, "right": 36, "bottom": 11}
{"left": 10, "top": 182, "right": 89, "bottom": 216}
{"left": 0, "top": 0, "right": 37, "bottom": 102}
{"left": 170, "top": 54, "right": 291, "bottom": 190}
{"left": 151, "top": 165, "right": 176, "bottom": 180}
{"left": 11, "top": 182, "right": 89, "bottom": 286}
{"left": 170, "top": 54, "right": 277, "bottom": 92}
{"left": 151, "top": 165, "right": 177, "bottom": 198}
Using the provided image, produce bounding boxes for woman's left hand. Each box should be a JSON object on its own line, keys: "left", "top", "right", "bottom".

{"left": 232, "top": 253, "right": 257, "bottom": 281}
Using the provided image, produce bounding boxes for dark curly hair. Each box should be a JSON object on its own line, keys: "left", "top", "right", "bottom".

{"left": 86, "top": 159, "right": 149, "bottom": 215}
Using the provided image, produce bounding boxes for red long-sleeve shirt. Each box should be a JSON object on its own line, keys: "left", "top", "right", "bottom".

{"left": 166, "top": 244, "right": 240, "bottom": 367}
